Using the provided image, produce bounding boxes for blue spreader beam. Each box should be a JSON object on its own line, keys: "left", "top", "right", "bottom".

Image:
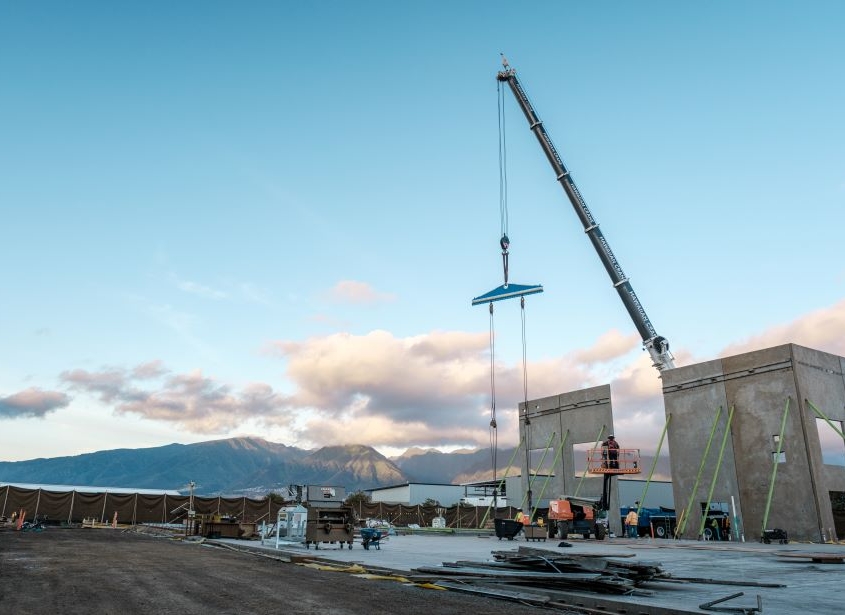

{"left": 471, "top": 283, "right": 544, "bottom": 306}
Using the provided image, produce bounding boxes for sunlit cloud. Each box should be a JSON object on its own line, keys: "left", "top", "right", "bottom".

{"left": 27, "top": 299, "right": 845, "bottom": 457}
{"left": 572, "top": 329, "right": 640, "bottom": 364}
{"left": 62, "top": 368, "right": 129, "bottom": 404}
{"left": 0, "top": 388, "right": 71, "bottom": 419}
{"left": 325, "top": 280, "right": 396, "bottom": 305}
{"left": 719, "top": 299, "right": 845, "bottom": 358}
{"left": 61, "top": 365, "right": 293, "bottom": 434}
{"left": 132, "top": 360, "right": 169, "bottom": 380}
{"left": 267, "top": 329, "right": 597, "bottom": 449}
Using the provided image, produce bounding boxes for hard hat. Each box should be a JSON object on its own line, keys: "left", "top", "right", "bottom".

{"left": 607, "top": 434, "right": 615, "bottom": 439}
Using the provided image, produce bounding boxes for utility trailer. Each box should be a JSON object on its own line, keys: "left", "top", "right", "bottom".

{"left": 301, "top": 485, "right": 356, "bottom": 550}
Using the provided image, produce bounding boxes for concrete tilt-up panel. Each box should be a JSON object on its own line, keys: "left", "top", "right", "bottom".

{"left": 519, "top": 384, "right": 622, "bottom": 535}
{"left": 662, "top": 343, "right": 845, "bottom": 542}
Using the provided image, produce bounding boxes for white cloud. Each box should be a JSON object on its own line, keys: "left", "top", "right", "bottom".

{"left": 31, "top": 299, "right": 845, "bottom": 456}
{"left": 0, "top": 388, "right": 71, "bottom": 419}
{"left": 61, "top": 365, "right": 293, "bottom": 435}
{"left": 719, "top": 299, "right": 845, "bottom": 358}
{"left": 325, "top": 280, "right": 396, "bottom": 305}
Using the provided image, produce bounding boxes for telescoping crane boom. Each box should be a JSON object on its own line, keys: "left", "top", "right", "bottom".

{"left": 497, "top": 60, "right": 675, "bottom": 372}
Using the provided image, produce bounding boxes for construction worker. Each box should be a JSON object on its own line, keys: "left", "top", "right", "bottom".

{"left": 710, "top": 517, "right": 722, "bottom": 541}
{"left": 625, "top": 507, "right": 639, "bottom": 538}
{"left": 603, "top": 435, "right": 620, "bottom": 469}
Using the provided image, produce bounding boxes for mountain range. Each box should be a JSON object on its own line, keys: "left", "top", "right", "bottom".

{"left": 0, "top": 437, "right": 670, "bottom": 496}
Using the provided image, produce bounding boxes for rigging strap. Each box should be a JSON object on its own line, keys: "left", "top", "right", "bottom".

{"left": 489, "top": 301, "right": 497, "bottom": 485}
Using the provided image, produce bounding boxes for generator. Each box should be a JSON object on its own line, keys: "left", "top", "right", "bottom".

{"left": 302, "top": 485, "right": 356, "bottom": 550}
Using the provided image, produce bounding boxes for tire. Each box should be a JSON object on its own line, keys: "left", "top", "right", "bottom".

{"left": 557, "top": 521, "right": 571, "bottom": 538}
{"left": 703, "top": 527, "right": 714, "bottom": 541}
{"left": 655, "top": 525, "right": 667, "bottom": 539}
{"left": 595, "top": 524, "right": 606, "bottom": 540}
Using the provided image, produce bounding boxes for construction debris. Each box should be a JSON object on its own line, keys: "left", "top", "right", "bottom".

{"left": 699, "top": 592, "right": 763, "bottom": 614}
{"left": 406, "top": 545, "right": 784, "bottom": 613}
{"left": 412, "top": 546, "right": 669, "bottom": 595}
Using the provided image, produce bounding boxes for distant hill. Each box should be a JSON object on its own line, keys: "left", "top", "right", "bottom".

{"left": 0, "top": 437, "right": 672, "bottom": 496}
{"left": 0, "top": 438, "right": 414, "bottom": 496}
{"left": 392, "top": 447, "right": 496, "bottom": 484}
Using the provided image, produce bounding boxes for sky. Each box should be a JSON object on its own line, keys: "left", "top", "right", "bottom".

{"left": 1, "top": 1, "right": 844, "bottom": 465}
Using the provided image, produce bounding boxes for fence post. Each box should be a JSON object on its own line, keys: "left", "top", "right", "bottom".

{"left": 100, "top": 491, "right": 108, "bottom": 524}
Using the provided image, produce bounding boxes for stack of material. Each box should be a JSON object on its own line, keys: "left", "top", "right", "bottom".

{"left": 412, "top": 545, "right": 669, "bottom": 595}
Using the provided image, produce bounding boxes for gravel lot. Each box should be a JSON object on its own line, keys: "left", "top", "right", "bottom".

{"left": 0, "top": 526, "right": 557, "bottom": 615}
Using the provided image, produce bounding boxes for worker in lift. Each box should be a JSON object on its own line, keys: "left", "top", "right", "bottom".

{"left": 603, "top": 435, "right": 620, "bottom": 469}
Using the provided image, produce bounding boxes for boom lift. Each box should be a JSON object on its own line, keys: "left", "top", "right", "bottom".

{"left": 497, "top": 58, "right": 675, "bottom": 372}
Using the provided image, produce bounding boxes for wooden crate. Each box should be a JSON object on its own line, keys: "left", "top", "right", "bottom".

{"left": 523, "top": 524, "right": 547, "bottom": 541}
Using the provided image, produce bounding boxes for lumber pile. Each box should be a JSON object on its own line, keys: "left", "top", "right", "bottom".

{"left": 411, "top": 545, "right": 669, "bottom": 595}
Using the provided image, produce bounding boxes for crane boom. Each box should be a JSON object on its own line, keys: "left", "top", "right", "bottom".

{"left": 497, "top": 64, "right": 675, "bottom": 371}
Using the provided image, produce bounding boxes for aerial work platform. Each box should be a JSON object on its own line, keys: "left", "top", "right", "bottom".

{"left": 586, "top": 448, "right": 641, "bottom": 475}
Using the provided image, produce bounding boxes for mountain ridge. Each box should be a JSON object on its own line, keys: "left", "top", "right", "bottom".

{"left": 0, "top": 437, "right": 671, "bottom": 496}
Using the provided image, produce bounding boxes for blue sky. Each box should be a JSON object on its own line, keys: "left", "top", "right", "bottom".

{"left": 2, "top": 1, "right": 844, "bottom": 463}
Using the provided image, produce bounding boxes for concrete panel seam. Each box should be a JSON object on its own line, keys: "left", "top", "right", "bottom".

{"left": 663, "top": 361, "right": 793, "bottom": 394}
{"left": 795, "top": 359, "right": 843, "bottom": 377}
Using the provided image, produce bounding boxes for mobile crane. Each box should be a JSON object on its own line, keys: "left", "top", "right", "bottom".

{"left": 497, "top": 58, "right": 675, "bottom": 372}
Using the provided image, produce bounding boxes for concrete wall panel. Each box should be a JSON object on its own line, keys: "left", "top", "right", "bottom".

{"left": 519, "top": 385, "right": 622, "bottom": 534}
{"left": 663, "top": 343, "right": 845, "bottom": 542}
{"left": 663, "top": 358, "right": 736, "bottom": 538}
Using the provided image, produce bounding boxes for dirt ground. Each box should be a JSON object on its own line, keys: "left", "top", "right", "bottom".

{"left": 0, "top": 526, "right": 556, "bottom": 615}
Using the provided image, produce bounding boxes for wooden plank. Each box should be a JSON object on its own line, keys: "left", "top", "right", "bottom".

{"left": 775, "top": 551, "right": 844, "bottom": 564}
{"left": 431, "top": 582, "right": 552, "bottom": 606}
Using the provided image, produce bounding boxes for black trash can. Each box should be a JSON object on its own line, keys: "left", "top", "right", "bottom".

{"left": 494, "top": 518, "right": 523, "bottom": 540}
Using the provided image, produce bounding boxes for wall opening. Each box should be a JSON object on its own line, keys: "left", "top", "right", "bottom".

{"left": 816, "top": 418, "right": 845, "bottom": 466}
{"left": 772, "top": 434, "right": 786, "bottom": 464}
{"left": 572, "top": 442, "right": 592, "bottom": 478}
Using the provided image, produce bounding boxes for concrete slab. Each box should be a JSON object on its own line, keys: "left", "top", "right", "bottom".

{"left": 220, "top": 532, "right": 845, "bottom": 614}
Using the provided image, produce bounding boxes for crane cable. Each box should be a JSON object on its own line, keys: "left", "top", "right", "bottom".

{"left": 521, "top": 296, "right": 529, "bottom": 415}
{"left": 488, "top": 78, "right": 533, "bottom": 504}
{"left": 497, "top": 79, "right": 510, "bottom": 287}
{"left": 489, "top": 79, "right": 510, "bottom": 495}
{"left": 489, "top": 301, "right": 497, "bottom": 488}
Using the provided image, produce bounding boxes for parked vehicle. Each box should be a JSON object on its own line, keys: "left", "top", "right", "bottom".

{"left": 619, "top": 506, "right": 731, "bottom": 540}
{"left": 620, "top": 507, "right": 676, "bottom": 538}
{"left": 547, "top": 497, "right": 607, "bottom": 540}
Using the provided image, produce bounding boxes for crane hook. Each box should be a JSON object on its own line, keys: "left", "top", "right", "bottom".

{"left": 500, "top": 234, "right": 510, "bottom": 288}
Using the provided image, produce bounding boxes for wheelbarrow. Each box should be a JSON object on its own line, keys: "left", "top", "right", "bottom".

{"left": 494, "top": 518, "right": 524, "bottom": 540}
{"left": 360, "top": 527, "right": 384, "bottom": 550}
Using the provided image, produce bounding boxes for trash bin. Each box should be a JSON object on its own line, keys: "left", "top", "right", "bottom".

{"left": 494, "top": 518, "right": 523, "bottom": 540}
